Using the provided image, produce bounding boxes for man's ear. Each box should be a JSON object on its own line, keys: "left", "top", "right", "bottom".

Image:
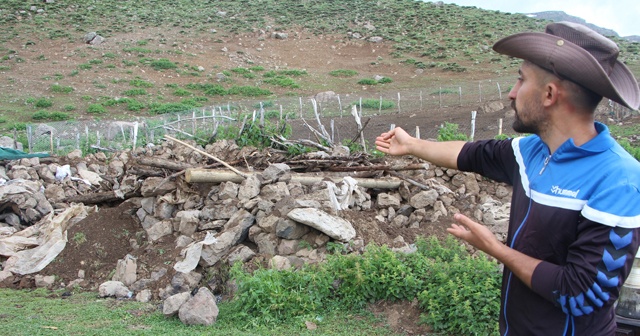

{"left": 542, "top": 81, "right": 560, "bottom": 107}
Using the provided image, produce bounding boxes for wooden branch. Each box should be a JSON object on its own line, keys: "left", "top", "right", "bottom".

{"left": 350, "top": 117, "right": 371, "bottom": 144}
{"left": 185, "top": 169, "right": 402, "bottom": 189}
{"left": 66, "top": 190, "right": 142, "bottom": 204}
{"left": 327, "top": 163, "right": 428, "bottom": 172}
{"left": 387, "top": 171, "right": 429, "bottom": 190}
{"left": 164, "top": 135, "right": 248, "bottom": 178}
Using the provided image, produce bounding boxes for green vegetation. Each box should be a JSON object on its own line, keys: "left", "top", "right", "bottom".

{"left": 329, "top": 69, "right": 358, "bottom": 77}
{"left": 50, "top": 84, "right": 74, "bottom": 93}
{"left": 354, "top": 98, "right": 396, "bottom": 110}
{"left": 228, "top": 236, "right": 500, "bottom": 334}
{"left": 437, "top": 122, "right": 469, "bottom": 141}
{"left": 0, "top": 288, "right": 400, "bottom": 336}
{"left": 31, "top": 110, "right": 71, "bottom": 121}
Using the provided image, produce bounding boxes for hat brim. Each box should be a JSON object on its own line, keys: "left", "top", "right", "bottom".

{"left": 493, "top": 32, "right": 640, "bottom": 110}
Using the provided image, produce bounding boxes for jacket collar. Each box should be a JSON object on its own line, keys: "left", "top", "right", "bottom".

{"left": 552, "top": 122, "right": 616, "bottom": 161}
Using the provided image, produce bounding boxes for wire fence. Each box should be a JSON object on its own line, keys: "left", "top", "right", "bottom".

{"left": 17, "top": 76, "right": 637, "bottom": 156}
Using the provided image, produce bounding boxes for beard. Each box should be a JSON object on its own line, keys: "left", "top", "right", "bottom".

{"left": 511, "top": 100, "right": 545, "bottom": 135}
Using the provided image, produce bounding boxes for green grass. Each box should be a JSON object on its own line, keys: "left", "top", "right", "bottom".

{"left": 0, "top": 288, "right": 400, "bottom": 336}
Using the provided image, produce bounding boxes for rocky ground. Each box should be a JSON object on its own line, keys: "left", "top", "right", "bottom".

{"left": 0, "top": 128, "right": 514, "bottom": 333}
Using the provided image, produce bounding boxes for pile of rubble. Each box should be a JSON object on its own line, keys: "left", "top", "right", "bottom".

{"left": 0, "top": 138, "right": 512, "bottom": 325}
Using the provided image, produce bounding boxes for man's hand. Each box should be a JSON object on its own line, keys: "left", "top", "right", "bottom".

{"left": 447, "top": 213, "right": 541, "bottom": 288}
{"left": 447, "top": 213, "right": 502, "bottom": 254}
{"left": 375, "top": 127, "right": 415, "bottom": 156}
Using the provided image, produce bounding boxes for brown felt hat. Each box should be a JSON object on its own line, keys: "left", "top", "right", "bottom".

{"left": 493, "top": 21, "right": 640, "bottom": 110}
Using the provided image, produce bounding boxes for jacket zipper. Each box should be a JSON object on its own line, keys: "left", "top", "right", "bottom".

{"left": 538, "top": 155, "right": 551, "bottom": 175}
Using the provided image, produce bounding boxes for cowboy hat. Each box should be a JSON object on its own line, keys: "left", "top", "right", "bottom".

{"left": 493, "top": 21, "right": 640, "bottom": 110}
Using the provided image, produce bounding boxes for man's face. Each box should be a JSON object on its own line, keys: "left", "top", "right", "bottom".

{"left": 509, "top": 62, "right": 549, "bottom": 135}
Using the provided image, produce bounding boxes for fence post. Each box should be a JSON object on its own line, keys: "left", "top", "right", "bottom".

{"left": 27, "top": 125, "right": 33, "bottom": 153}
{"left": 498, "top": 118, "right": 503, "bottom": 136}
{"left": 337, "top": 94, "right": 342, "bottom": 118}
{"left": 132, "top": 122, "right": 139, "bottom": 150}
{"left": 397, "top": 92, "right": 401, "bottom": 114}
{"left": 415, "top": 126, "right": 420, "bottom": 139}
{"left": 330, "top": 119, "right": 335, "bottom": 143}
{"left": 497, "top": 82, "right": 502, "bottom": 100}
{"left": 299, "top": 97, "right": 303, "bottom": 118}
{"left": 76, "top": 133, "right": 80, "bottom": 149}
{"left": 470, "top": 111, "right": 477, "bottom": 141}
{"left": 439, "top": 87, "right": 442, "bottom": 108}
{"left": 390, "top": 123, "right": 395, "bottom": 131}
{"left": 458, "top": 86, "right": 462, "bottom": 106}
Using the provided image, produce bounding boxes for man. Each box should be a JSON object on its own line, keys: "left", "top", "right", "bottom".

{"left": 375, "top": 22, "right": 640, "bottom": 335}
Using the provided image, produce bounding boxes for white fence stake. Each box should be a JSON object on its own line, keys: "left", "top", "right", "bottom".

{"left": 132, "top": 122, "right": 139, "bottom": 150}
{"left": 458, "top": 86, "right": 462, "bottom": 106}
{"left": 498, "top": 118, "right": 503, "bottom": 136}
{"left": 497, "top": 82, "right": 502, "bottom": 100}
{"left": 397, "top": 92, "right": 401, "bottom": 114}
{"left": 470, "top": 110, "right": 477, "bottom": 141}
{"left": 415, "top": 126, "right": 420, "bottom": 139}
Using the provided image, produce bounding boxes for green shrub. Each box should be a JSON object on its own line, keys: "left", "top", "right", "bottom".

{"left": 50, "top": 84, "right": 74, "bottom": 93}
{"left": 148, "top": 102, "right": 192, "bottom": 115}
{"left": 150, "top": 58, "right": 177, "bottom": 70}
{"left": 227, "top": 86, "right": 272, "bottom": 97}
{"left": 377, "top": 77, "right": 393, "bottom": 84}
{"left": 357, "top": 78, "right": 378, "bottom": 85}
{"left": 230, "top": 67, "right": 250, "bottom": 74}
{"left": 49, "top": 111, "right": 71, "bottom": 121}
{"left": 226, "top": 235, "right": 501, "bottom": 334}
{"left": 278, "top": 69, "right": 307, "bottom": 76}
{"left": 329, "top": 69, "right": 358, "bottom": 77}
{"left": 122, "top": 88, "right": 147, "bottom": 96}
{"left": 129, "top": 78, "right": 154, "bottom": 88}
{"left": 354, "top": 99, "right": 395, "bottom": 110}
{"left": 263, "top": 76, "right": 299, "bottom": 88}
{"left": 32, "top": 110, "right": 51, "bottom": 120}
{"left": 78, "top": 63, "right": 92, "bottom": 70}
{"left": 249, "top": 65, "right": 265, "bottom": 71}
{"left": 87, "top": 104, "right": 106, "bottom": 114}
{"left": 173, "top": 88, "right": 192, "bottom": 96}
{"left": 34, "top": 98, "right": 53, "bottom": 108}
{"left": 618, "top": 138, "right": 640, "bottom": 161}
{"left": 63, "top": 105, "right": 76, "bottom": 111}
{"left": 437, "top": 122, "right": 468, "bottom": 141}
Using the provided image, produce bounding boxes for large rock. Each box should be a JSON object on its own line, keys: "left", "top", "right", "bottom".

{"left": 163, "top": 291, "right": 192, "bottom": 316}
{"left": 178, "top": 287, "right": 219, "bottom": 326}
{"left": 200, "top": 210, "right": 255, "bottom": 266}
{"left": 112, "top": 254, "right": 137, "bottom": 286}
{"left": 409, "top": 190, "right": 439, "bottom": 209}
{"left": 98, "top": 281, "right": 131, "bottom": 298}
{"left": 287, "top": 208, "right": 355, "bottom": 242}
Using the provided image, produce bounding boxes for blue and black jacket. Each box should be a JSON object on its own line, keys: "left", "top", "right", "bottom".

{"left": 458, "top": 122, "right": 640, "bottom": 335}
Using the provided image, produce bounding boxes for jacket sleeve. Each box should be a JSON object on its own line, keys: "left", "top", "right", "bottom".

{"left": 457, "top": 139, "right": 517, "bottom": 185}
{"left": 531, "top": 219, "right": 640, "bottom": 316}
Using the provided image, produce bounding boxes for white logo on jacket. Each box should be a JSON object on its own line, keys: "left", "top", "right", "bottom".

{"left": 550, "top": 185, "right": 580, "bottom": 198}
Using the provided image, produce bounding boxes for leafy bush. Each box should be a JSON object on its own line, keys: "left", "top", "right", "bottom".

{"left": 226, "top": 236, "right": 501, "bottom": 333}
{"left": 230, "top": 67, "right": 250, "bottom": 74}
{"left": 354, "top": 99, "right": 395, "bottom": 110}
{"left": 148, "top": 102, "right": 193, "bottom": 115}
{"left": 263, "top": 76, "right": 299, "bottom": 88}
{"left": 172, "top": 88, "right": 192, "bottom": 96}
{"left": 87, "top": 104, "right": 106, "bottom": 114}
{"left": 278, "top": 69, "right": 307, "bottom": 76}
{"left": 129, "top": 78, "right": 154, "bottom": 88}
{"left": 618, "top": 138, "right": 640, "bottom": 161}
{"left": 32, "top": 110, "right": 51, "bottom": 120}
{"left": 357, "top": 78, "right": 378, "bottom": 85}
{"left": 437, "top": 122, "right": 468, "bottom": 141}
{"left": 122, "top": 88, "right": 147, "bottom": 96}
{"left": 34, "top": 98, "right": 53, "bottom": 108}
{"left": 329, "top": 69, "right": 358, "bottom": 77}
{"left": 50, "top": 84, "right": 74, "bottom": 93}
{"left": 150, "top": 58, "right": 177, "bottom": 70}
{"left": 377, "top": 77, "right": 393, "bottom": 84}
{"left": 227, "top": 86, "right": 272, "bottom": 97}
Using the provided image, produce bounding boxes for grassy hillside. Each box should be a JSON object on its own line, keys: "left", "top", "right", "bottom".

{"left": 0, "top": 0, "right": 638, "bottom": 130}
